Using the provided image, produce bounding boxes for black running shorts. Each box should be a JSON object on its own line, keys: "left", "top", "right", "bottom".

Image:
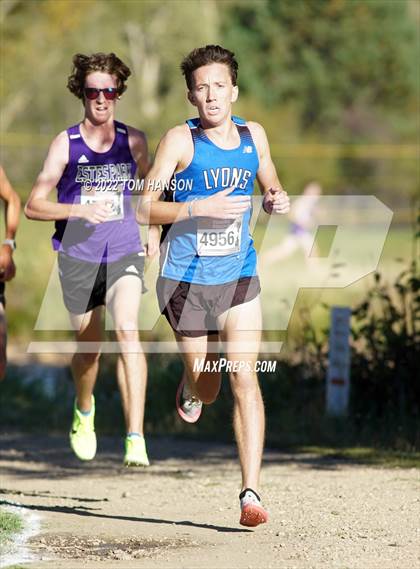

{"left": 58, "top": 251, "right": 145, "bottom": 315}
{"left": 157, "top": 276, "right": 260, "bottom": 337}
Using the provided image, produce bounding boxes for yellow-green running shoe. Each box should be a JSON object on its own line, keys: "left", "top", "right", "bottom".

{"left": 69, "top": 396, "right": 96, "bottom": 461}
{"left": 124, "top": 435, "right": 149, "bottom": 467}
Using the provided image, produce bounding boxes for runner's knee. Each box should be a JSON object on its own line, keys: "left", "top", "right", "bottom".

{"left": 229, "top": 370, "right": 259, "bottom": 399}
{"left": 73, "top": 351, "right": 100, "bottom": 369}
{"left": 115, "top": 325, "right": 139, "bottom": 344}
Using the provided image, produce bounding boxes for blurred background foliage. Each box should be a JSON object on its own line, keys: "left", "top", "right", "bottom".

{"left": 1, "top": 0, "right": 419, "bottom": 199}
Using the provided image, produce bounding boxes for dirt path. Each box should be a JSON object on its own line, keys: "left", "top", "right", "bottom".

{"left": 0, "top": 433, "right": 418, "bottom": 569}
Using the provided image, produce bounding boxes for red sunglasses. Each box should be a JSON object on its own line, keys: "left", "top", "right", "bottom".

{"left": 84, "top": 87, "right": 119, "bottom": 100}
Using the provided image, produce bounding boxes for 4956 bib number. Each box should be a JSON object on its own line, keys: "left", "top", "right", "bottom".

{"left": 197, "top": 218, "right": 242, "bottom": 256}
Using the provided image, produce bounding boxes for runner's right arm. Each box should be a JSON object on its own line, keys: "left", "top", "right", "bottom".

{"left": 136, "top": 126, "right": 250, "bottom": 226}
{"left": 24, "top": 131, "right": 112, "bottom": 224}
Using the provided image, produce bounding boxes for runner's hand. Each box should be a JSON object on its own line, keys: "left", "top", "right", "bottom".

{"left": 195, "top": 186, "right": 251, "bottom": 220}
{"left": 80, "top": 201, "right": 114, "bottom": 224}
{"left": 263, "top": 188, "right": 290, "bottom": 215}
{"left": 0, "top": 244, "right": 16, "bottom": 281}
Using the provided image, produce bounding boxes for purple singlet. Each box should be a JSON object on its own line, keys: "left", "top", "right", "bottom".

{"left": 52, "top": 121, "right": 143, "bottom": 263}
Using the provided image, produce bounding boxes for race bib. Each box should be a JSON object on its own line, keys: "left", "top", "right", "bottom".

{"left": 81, "top": 184, "right": 124, "bottom": 222}
{"left": 197, "top": 217, "right": 242, "bottom": 256}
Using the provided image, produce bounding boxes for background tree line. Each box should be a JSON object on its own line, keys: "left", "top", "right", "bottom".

{"left": 1, "top": 0, "right": 418, "bottom": 205}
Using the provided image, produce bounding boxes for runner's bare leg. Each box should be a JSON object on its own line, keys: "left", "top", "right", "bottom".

{"left": 106, "top": 275, "right": 146, "bottom": 434}
{"left": 69, "top": 307, "right": 103, "bottom": 412}
{"left": 218, "top": 295, "right": 264, "bottom": 492}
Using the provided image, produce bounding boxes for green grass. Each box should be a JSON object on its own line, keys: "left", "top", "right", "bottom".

{"left": 0, "top": 508, "right": 23, "bottom": 546}
{"left": 294, "top": 446, "right": 420, "bottom": 469}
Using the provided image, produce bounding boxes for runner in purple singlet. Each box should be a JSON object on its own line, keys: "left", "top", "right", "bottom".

{"left": 25, "top": 53, "right": 157, "bottom": 466}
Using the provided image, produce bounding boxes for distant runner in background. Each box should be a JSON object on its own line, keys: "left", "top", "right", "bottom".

{"left": 25, "top": 53, "right": 156, "bottom": 467}
{"left": 0, "top": 165, "right": 21, "bottom": 380}
{"left": 262, "top": 181, "right": 322, "bottom": 264}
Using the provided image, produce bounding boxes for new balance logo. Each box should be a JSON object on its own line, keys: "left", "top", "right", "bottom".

{"left": 243, "top": 146, "right": 253, "bottom": 154}
{"left": 78, "top": 154, "right": 89, "bottom": 163}
{"left": 125, "top": 265, "right": 139, "bottom": 275}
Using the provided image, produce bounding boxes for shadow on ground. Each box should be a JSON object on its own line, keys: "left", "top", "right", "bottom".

{"left": 2, "top": 433, "right": 413, "bottom": 484}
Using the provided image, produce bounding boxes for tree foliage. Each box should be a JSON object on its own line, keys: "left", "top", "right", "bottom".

{"left": 1, "top": 0, "right": 418, "bottom": 197}
{"left": 222, "top": 0, "right": 418, "bottom": 135}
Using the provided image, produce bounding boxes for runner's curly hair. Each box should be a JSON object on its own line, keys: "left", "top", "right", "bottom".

{"left": 67, "top": 52, "right": 131, "bottom": 100}
{"left": 181, "top": 45, "right": 238, "bottom": 90}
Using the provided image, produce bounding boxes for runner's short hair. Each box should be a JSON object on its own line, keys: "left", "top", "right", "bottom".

{"left": 181, "top": 45, "right": 238, "bottom": 90}
{"left": 67, "top": 52, "right": 131, "bottom": 99}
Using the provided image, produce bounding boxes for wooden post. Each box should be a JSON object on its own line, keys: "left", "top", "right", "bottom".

{"left": 326, "top": 306, "right": 351, "bottom": 416}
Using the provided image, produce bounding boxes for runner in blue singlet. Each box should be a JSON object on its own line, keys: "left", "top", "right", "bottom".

{"left": 25, "top": 53, "right": 156, "bottom": 467}
{"left": 137, "top": 45, "right": 290, "bottom": 527}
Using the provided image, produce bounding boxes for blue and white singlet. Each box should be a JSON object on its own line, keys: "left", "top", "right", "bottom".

{"left": 160, "top": 116, "right": 259, "bottom": 285}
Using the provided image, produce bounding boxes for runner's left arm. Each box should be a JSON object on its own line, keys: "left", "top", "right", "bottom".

{"left": 0, "top": 166, "right": 20, "bottom": 281}
{"left": 248, "top": 121, "right": 290, "bottom": 215}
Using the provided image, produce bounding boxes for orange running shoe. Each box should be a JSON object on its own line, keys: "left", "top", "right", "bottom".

{"left": 239, "top": 488, "right": 269, "bottom": 527}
